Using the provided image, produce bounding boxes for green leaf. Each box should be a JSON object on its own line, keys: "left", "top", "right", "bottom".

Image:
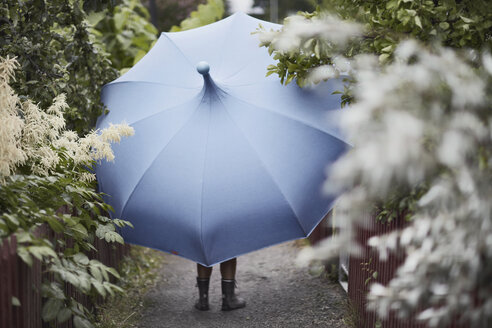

{"left": 28, "top": 246, "right": 57, "bottom": 261}
{"left": 42, "top": 298, "right": 63, "bottom": 322}
{"left": 90, "top": 265, "right": 103, "bottom": 282}
{"left": 17, "top": 247, "right": 33, "bottom": 267}
{"left": 72, "top": 223, "right": 88, "bottom": 238}
{"left": 12, "top": 296, "right": 21, "bottom": 306}
{"left": 57, "top": 308, "right": 72, "bottom": 323}
{"left": 379, "top": 53, "right": 390, "bottom": 63}
{"left": 74, "top": 315, "right": 94, "bottom": 328}
{"left": 386, "top": 0, "right": 399, "bottom": 10}
{"left": 132, "top": 49, "right": 147, "bottom": 65}
{"left": 73, "top": 253, "right": 89, "bottom": 265}
{"left": 460, "top": 16, "right": 474, "bottom": 23}
{"left": 4, "top": 214, "right": 19, "bottom": 226}
{"left": 46, "top": 217, "right": 64, "bottom": 233}
{"left": 414, "top": 16, "right": 422, "bottom": 29}
{"left": 106, "top": 267, "right": 120, "bottom": 279}
{"left": 92, "top": 280, "right": 106, "bottom": 297}
{"left": 439, "top": 22, "right": 450, "bottom": 30}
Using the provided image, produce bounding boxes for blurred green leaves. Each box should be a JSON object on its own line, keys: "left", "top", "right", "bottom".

{"left": 263, "top": 0, "right": 492, "bottom": 87}
{"left": 170, "top": 0, "right": 224, "bottom": 32}
{"left": 88, "top": 0, "right": 158, "bottom": 73}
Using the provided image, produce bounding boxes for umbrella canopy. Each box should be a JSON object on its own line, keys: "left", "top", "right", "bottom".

{"left": 96, "top": 12, "right": 349, "bottom": 266}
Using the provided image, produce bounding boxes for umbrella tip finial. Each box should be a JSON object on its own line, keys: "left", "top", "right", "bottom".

{"left": 196, "top": 61, "right": 210, "bottom": 75}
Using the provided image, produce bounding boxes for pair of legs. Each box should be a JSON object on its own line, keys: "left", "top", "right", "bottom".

{"left": 195, "top": 257, "right": 245, "bottom": 311}
{"left": 197, "top": 257, "right": 237, "bottom": 280}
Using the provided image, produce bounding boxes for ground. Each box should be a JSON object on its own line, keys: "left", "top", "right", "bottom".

{"left": 138, "top": 241, "right": 349, "bottom": 328}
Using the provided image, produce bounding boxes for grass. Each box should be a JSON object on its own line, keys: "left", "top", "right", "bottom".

{"left": 95, "top": 245, "right": 165, "bottom": 328}
{"left": 342, "top": 298, "right": 361, "bottom": 328}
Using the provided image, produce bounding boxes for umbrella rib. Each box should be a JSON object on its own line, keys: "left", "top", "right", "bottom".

{"left": 229, "top": 95, "right": 349, "bottom": 146}
{"left": 160, "top": 33, "right": 196, "bottom": 70}
{"left": 215, "top": 97, "right": 308, "bottom": 236}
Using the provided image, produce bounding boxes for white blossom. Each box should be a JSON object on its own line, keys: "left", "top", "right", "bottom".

{"left": 0, "top": 57, "right": 135, "bottom": 182}
{"left": 0, "top": 56, "right": 27, "bottom": 180}
{"left": 263, "top": 18, "right": 492, "bottom": 325}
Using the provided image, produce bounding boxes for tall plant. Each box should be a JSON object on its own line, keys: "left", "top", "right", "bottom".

{"left": 258, "top": 0, "right": 492, "bottom": 326}
{"left": 0, "top": 57, "right": 134, "bottom": 327}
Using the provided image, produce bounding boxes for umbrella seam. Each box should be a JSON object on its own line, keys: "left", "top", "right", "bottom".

{"left": 198, "top": 94, "right": 213, "bottom": 266}
{"left": 214, "top": 95, "right": 308, "bottom": 236}
{"left": 118, "top": 92, "right": 206, "bottom": 225}
{"left": 104, "top": 80, "right": 201, "bottom": 90}
{"left": 215, "top": 13, "right": 241, "bottom": 78}
{"left": 160, "top": 33, "right": 196, "bottom": 70}
{"left": 125, "top": 89, "right": 205, "bottom": 127}
{"left": 225, "top": 94, "right": 349, "bottom": 146}
{"left": 221, "top": 78, "right": 280, "bottom": 88}
{"left": 219, "top": 54, "right": 273, "bottom": 82}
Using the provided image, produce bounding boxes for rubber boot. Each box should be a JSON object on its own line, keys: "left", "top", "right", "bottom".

{"left": 221, "top": 279, "right": 246, "bottom": 311}
{"left": 195, "top": 277, "right": 210, "bottom": 311}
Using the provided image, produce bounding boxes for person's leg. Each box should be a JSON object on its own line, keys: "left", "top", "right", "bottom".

{"left": 220, "top": 258, "right": 246, "bottom": 311}
{"left": 197, "top": 263, "right": 213, "bottom": 278}
{"left": 219, "top": 258, "right": 236, "bottom": 280}
{"left": 195, "top": 264, "right": 212, "bottom": 311}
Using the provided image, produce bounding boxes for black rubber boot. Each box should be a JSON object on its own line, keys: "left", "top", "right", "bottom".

{"left": 221, "top": 279, "right": 246, "bottom": 311}
{"left": 195, "top": 277, "right": 210, "bottom": 311}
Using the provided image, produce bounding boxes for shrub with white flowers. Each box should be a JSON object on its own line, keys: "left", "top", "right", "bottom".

{"left": 0, "top": 56, "right": 134, "bottom": 327}
{"left": 259, "top": 4, "right": 492, "bottom": 327}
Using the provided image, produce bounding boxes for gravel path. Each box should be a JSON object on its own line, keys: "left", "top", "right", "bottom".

{"left": 138, "top": 241, "right": 348, "bottom": 328}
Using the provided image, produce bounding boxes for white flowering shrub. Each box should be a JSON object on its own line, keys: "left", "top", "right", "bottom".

{"left": 259, "top": 14, "right": 492, "bottom": 328}
{"left": 0, "top": 57, "right": 134, "bottom": 327}
{"left": 0, "top": 57, "right": 134, "bottom": 182}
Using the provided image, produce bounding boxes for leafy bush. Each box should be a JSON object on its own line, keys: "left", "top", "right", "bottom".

{"left": 0, "top": 0, "right": 117, "bottom": 135}
{"left": 258, "top": 0, "right": 492, "bottom": 326}
{"left": 0, "top": 57, "right": 134, "bottom": 327}
{"left": 88, "top": 0, "right": 158, "bottom": 73}
{"left": 259, "top": 0, "right": 492, "bottom": 87}
{"left": 170, "top": 0, "right": 224, "bottom": 32}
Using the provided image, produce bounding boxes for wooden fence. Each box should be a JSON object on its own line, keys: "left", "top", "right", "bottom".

{"left": 0, "top": 207, "right": 129, "bottom": 328}
{"left": 309, "top": 211, "right": 470, "bottom": 328}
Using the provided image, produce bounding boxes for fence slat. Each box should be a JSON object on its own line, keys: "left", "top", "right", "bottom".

{"left": 346, "top": 215, "right": 473, "bottom": 328}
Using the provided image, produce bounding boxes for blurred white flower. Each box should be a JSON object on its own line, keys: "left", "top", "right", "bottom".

{"left": 0, "top": 56, "right": 135, "bottom": 181}
{"left": 263, "top": 25, "right": 492, "bottom": 325}
{"left": 257, "top": 14, "right": 362, "bottom": 54}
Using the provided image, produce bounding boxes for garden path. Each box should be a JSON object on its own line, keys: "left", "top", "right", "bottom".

{"left": 138, "top": 241, "right": 348, "bottom": 328}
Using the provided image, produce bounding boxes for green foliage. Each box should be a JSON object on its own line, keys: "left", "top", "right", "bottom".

{"left": 140, "top": 0, "right": 207, "bottom": 33}
{"left": 95, "top": 246, "right": 165, "bottom": 328}
{"left": 1, "top": 170, "right": 131, "bottom": 326}
{"left": 88, "top": 0, "right": 158, "bottom": 73}
{"left": 318, "top": 0, "right": 492, "bottom": 58}
{"left": 0, "top": 0, "right": 118, "bottom": 134}
{"left": 170, "top": 0, "right": 224, "bottom": 32}
{"left": 263, "top": 0, "right": 492, "bottom": 87}
{"left": 0, "top": 57, "right": 132, "bottom": 326}
{"left": 374, "top": 184, "right": 428, "bottom": 222}
{"left": 261, "top": 1, "right": 492, "bottom": 227}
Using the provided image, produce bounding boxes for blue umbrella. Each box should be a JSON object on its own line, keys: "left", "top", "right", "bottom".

{"left": 96, "top": 12, "right": 348, "bottom": 267}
